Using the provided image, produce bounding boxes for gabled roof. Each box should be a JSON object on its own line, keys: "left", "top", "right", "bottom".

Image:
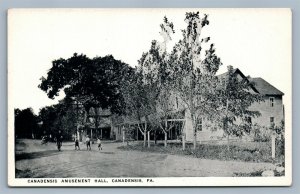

{"left": 250, "top": 77, "right": 284, "bottom": 96}
{"left": 217, "top": 68, "right": 259, "bottom": 93}
{"left": 217, "top": 68, "right": 284, "bottom": 96}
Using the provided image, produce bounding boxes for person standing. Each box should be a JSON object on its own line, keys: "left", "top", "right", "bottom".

{"left": 97, "top": 137, "right": 102, "bottom": 151}
{"left": 75, "top": 136, "right": 80, "bottom": 150}
{"left": 56, "top": 130, "right": 63, "bottom": 151}
{"left": 86, "top": 136, "right": 91, "bottom": 151}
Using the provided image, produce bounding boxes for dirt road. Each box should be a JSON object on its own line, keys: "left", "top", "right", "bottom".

{"left": 15, "top": 139, "right": 275, "bottom": 178}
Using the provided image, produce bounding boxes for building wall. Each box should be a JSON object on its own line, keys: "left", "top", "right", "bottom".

{"left": 250, "top": 95, "right": 284, "bottom": 128}
{"left": 113, "top": 125, "right": 123, "bottom": 141}
{"left": 184, "top": 109, "right": 224, "bottom": 142}
{"left": 183, "top": 95, "right": 284, "bottom": 142}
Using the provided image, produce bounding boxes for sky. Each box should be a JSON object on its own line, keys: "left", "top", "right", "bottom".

{"left": 8, "top": 8, "right": 292, "bottom": 115}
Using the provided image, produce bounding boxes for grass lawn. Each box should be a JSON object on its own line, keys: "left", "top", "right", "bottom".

{"left": 118, "top": 140, "right": 284, "bottom": 163}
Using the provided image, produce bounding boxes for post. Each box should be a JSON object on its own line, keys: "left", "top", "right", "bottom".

{"left": 272, "top": 132, "right": 276, "bottom": 159}
{"left": 100, "top": 128, "right": 103, "bottom": 139}
{"left": 182, "top": 133, "right": 185, "bottom": 150}
{"left": 122, "top": 129, "right": 125, "bottom": 145}
{"left": 164, "top": 120, "right": 168, "bottom": 147}
{"left": 147, "top": 131, "right": 150, "bottom": 148}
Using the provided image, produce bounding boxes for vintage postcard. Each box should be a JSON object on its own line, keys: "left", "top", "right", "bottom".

{"left": 8, "top": 8, "right": 292, "bottom": 186}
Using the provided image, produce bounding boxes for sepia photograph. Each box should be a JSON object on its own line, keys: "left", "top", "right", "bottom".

{"left": 7, "top": 8, "right": 292, "bottom": 186}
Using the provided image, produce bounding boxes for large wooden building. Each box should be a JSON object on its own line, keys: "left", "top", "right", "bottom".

{"left": 78, "top": 68, "right": 284, "bottom": 143}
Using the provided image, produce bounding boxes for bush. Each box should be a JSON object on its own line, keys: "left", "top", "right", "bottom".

{"left": 253, "top": 124, "right": 272, "bottom": 142}
{"left": 276, "top": 135, "right": 285, "bottom": 159}
{"left": 118, "top": 141, "right": 276, "bottom": 163}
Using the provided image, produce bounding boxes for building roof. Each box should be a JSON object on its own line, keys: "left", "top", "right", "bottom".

{"left": 217, "top": 68, "right": 284, "bottom": 96}
{"left": 250, "top": 77, "right": 284, "bottom": 96}
{"left": 217, "top": 68, "right": 259, "bottom": 93}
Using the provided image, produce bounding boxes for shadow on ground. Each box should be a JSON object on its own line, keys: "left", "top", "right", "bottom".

{"left": 15, "top": 168, "right": 33, "bottom": 178}
{"left": 15, "top": 150, "right": 62, "bottom": 161}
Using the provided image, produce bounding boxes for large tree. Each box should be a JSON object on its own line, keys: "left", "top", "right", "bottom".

{"left": 169, "top": 12, "right": 222, "bottom": 149}
{"left": 127, "top": 16, "right": 177, "bottom": 147}
{"left": 39, "top": 53, "right": 133, "bottom": 136}
{"left": 38, "top": 98, "right": 83, "bottom": 140}
{"left": 133, "top": 13, "right": 222, "bottom": 149}
{"left": 39, "top": 53, "right": 131, "bottom": 112}
{"left": 15, "top": 108, "right": 38, "bottom": 139}
{"left": 216, "top": 66, "right": 263, "bottom": 147}
{"left": 143, "top": 17, "right": 180, "bottom": 147}
{"left": 120, "top": 69, "right": 152, "bottom": 147}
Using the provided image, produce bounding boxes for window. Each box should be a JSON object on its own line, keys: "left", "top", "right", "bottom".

{"left": 269, "top": 97, "right": 274, "bottom": 107}
{"left": 270, "top": 117, "right": 274, "bottom": 124}
{"left": 196, "top": 118, "right": 203, "bottom": 131}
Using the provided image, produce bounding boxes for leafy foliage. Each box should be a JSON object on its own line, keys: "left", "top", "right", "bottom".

{"left": 39, "top": 53, "right": 133, "bottom": 115}
{"left": 38, "top": 98, "right": 85, "bottom": 140}
{"left": 168, "top": 12, "right": 222, "bottom": 149}
{"left": 216, "top": 66, "right": 263, "bottom": 137}
{"left": 14, "top": 108, "right": 38, "bottom": 138}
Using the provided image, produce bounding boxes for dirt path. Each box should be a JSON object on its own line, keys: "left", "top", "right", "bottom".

{"left": 15, "top": 139, "right": 275, "bottom": 178}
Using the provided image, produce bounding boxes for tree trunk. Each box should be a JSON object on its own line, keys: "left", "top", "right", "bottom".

{"left": 164, "top": 131, "right": 167, "bottom": 147}
{"left": 143, "top": 132, "right": 146, "bottom": 147}
{"left": 189, "top": 58, "right": 196, "bottom": 150}
{"left": 95, "top": 116, "right": 99, "bottom": 142}
{"left": 227, "top": 134, "right": 230, "bottom": 151}
{"left": 143, "top": 122, "right": 147, "bottom": 147}
{"left": 122, "top": 130, "right": 125, "bottom": 145}
{"left": 191, "top": 116, "right": 196, "bottom": 150}
{"left": 164, "top": 120, "right": 168, "bottom": 147}
{"left": 182, "top": 133, "right": 186, "bottom": 150}
{"left": 147, "top": 131, "right": 150, "bottom": 148}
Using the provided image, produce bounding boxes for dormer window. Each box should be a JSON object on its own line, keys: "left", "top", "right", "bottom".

{"left": 269, "top": 97, "right": 274, "bottom": 107}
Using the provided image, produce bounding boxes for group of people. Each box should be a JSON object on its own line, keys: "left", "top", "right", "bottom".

{"left": 49, "top": 130, "right": 103, "bottom": 151}
{"left": 74, "top": 136, "right": 103, "bottom": 151}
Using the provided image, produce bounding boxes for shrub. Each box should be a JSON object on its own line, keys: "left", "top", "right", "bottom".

{"left": 253, "top": 124, "right": 272, "bottom": 142}
{"left": 119, "top": 141, "right": 275, "bottom": 163}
